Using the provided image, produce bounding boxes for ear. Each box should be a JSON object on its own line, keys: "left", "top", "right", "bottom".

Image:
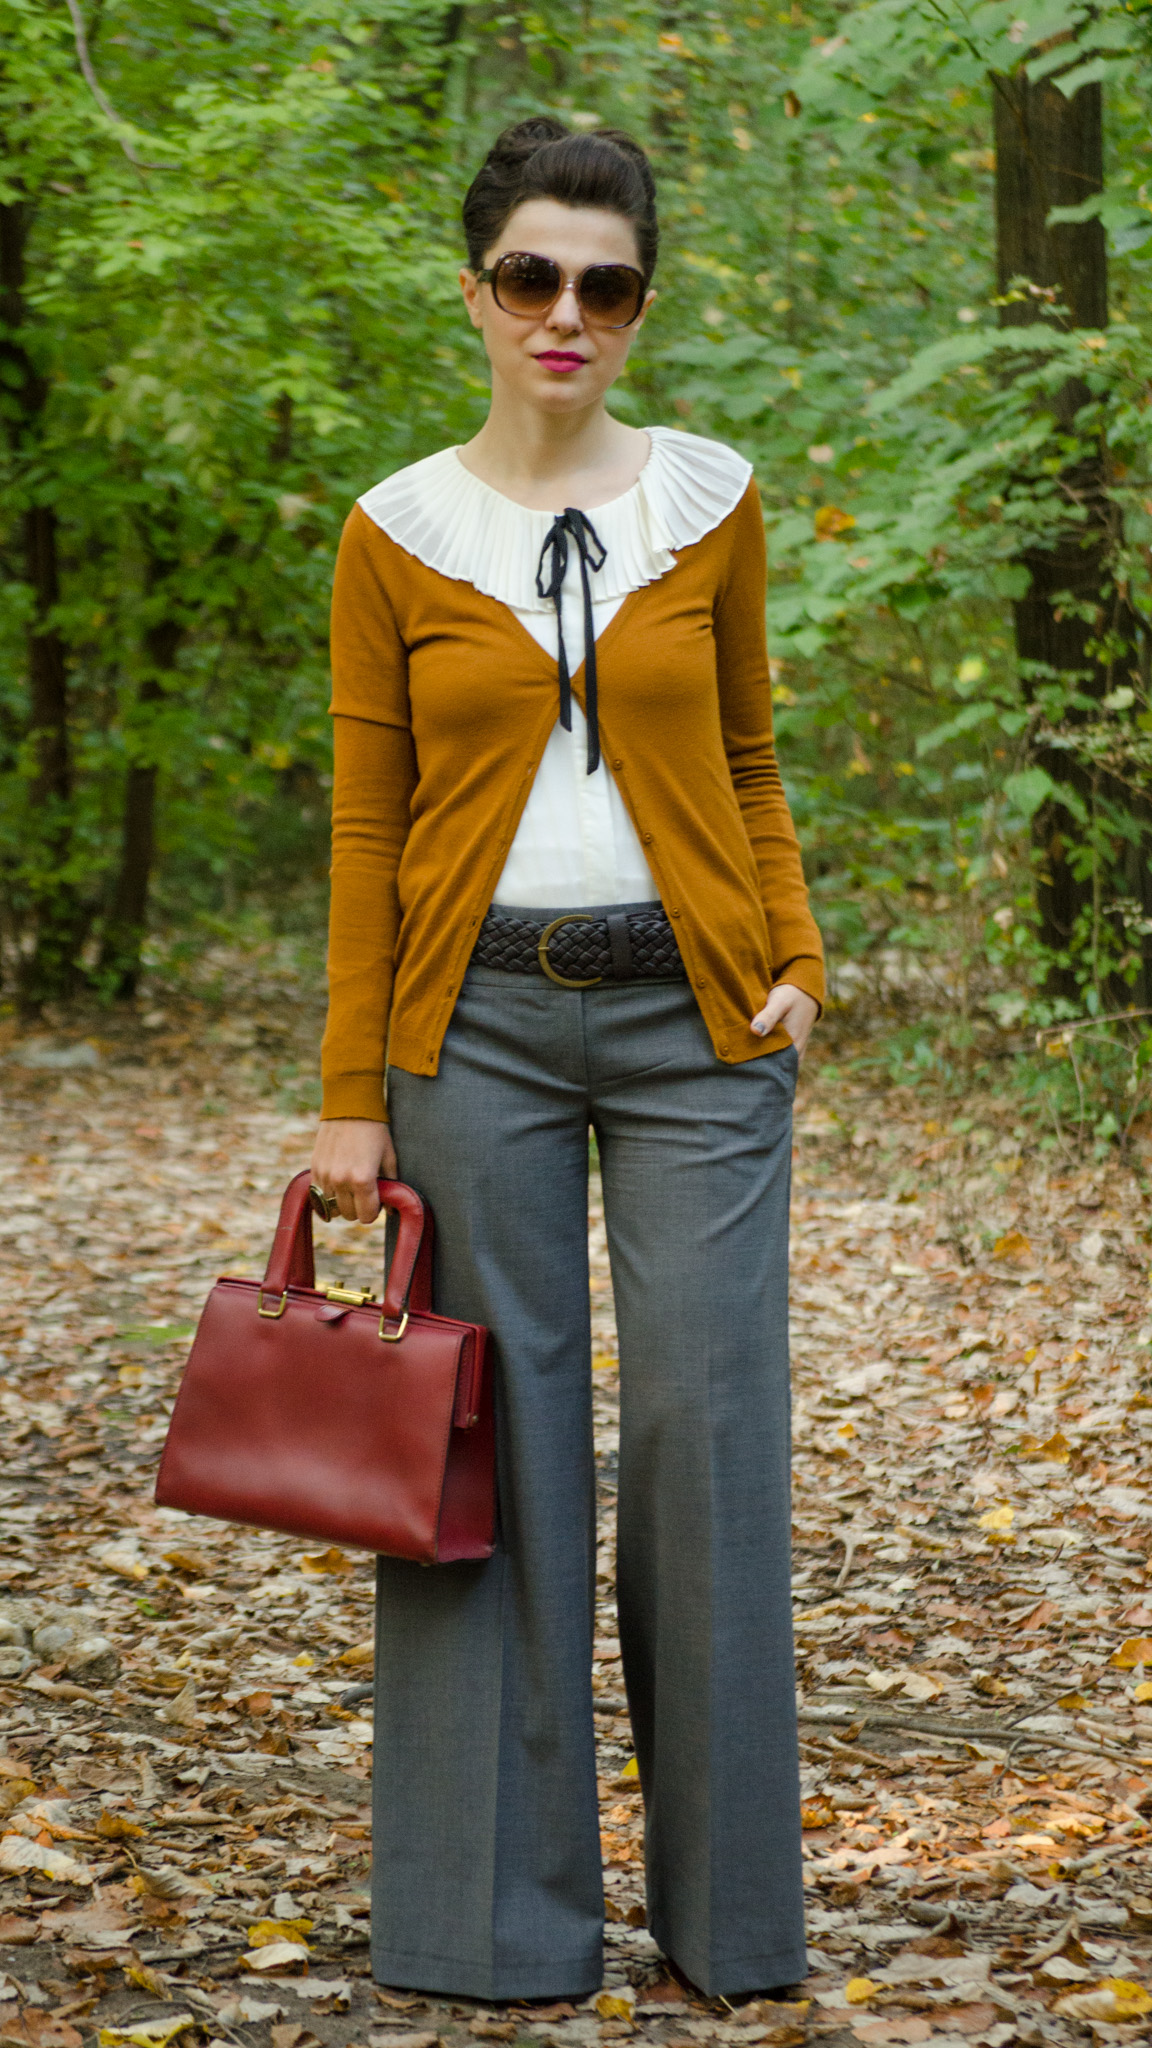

{"left": 460, "top": 267, "right": 484, "bottom": 331}
{"left": 627, "top": 288, "right": 657, "bottom": 339}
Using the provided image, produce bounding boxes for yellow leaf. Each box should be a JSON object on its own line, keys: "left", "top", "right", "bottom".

{"left": 801, "top": 1803, "right": 835, "bottom": 1829}
{"left": 338, "top": 1641, "right": 374, "bottom": 1668}
{"left": 99, "top": 2020, "right": 196, "bottom": 2048}
{"left": 161, "top": 1548, "right": 211, "bottom": 1576}
{"left": 97, "top": 1810, "right": 145, "bottom": 1839}
{"left": 844, "top": 1979, "right": 878, "bottom": 2005}
{"left": 837, "top": 1422, "right": 856, "bottom": 1439}
{"left": 594, "top": 1992, "right": 636, "bottom": 2021}
{"left": 292, "top": 1652, "right": 314, "bottom": 1669}
{"left": 247, "top": 1918, "right": 313, "bottom": 1947}
{"left": 1023, "top": 1430, "right": 1072, "bottom": 1464}
{"left": 1058, "top": 1692, "right": 1089, "bottom": 1711}
{"left": 993, "top": 1229, "right": 1032, "bottom": 1262}
{"left": 592, "top": 1353, "right": 617, "bottom": 1371}
{"left": 124, "top": 1967, "right": 168, "bottom": 1998}
{"left": 978, "top": 1505, "right": 1014, "bottom": 1532}
{"left": 619, "top": 1756, "right": 639, "bottom": 1779}
{"left": 1113, "top": 1638, "right": 1152, "bottom": 1669}
{"left": 1134, "top": 1681, "right": 1152, "bottom": 1702}
{"left": 1055, "top": 1979, "right": 1152, "bottom": 2021}
{"left": 300, "top": 1546, "right": 355, "bottom": 1575}
{"left": 814, "top": 505, "right": 855, "bottom": 540}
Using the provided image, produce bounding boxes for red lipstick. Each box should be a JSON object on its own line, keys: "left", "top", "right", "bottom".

{"left": 535, "top": 351, "right": 586, "bottom": 373}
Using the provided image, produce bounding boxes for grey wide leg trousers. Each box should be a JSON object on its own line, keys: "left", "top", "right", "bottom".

{"left": 372, "top": 962, "right": 806, "bottom": 2001}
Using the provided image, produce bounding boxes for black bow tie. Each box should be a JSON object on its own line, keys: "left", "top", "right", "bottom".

{"left": 535, "top": 508, "right": 608, "bottom": 774}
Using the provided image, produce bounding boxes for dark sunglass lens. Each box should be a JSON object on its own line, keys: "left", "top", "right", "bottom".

{"left": 579, "top": 265, "right": 643, "bottom": 325}
{"left": 493, "top": 252, "right": 561, "bottom": 315}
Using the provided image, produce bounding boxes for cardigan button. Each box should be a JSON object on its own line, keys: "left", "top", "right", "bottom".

{"left": 670, "top": 907, "right": 681, "bottom": 918}
{"left": 612, "top": 758, "right": 623, "bottom": 771}
{"left": 642, "top": 832, "right": 654, "bottom": 845}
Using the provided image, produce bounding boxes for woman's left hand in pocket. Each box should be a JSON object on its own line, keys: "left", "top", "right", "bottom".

{"left": 750, "top": 983, "right": 819, "bottom": 1056}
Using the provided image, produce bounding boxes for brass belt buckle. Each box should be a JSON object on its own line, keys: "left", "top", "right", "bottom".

{"left": 537, "top": 913, "right": 603, "bottom": 989}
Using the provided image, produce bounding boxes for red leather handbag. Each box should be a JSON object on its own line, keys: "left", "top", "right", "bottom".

{"left": 155, "top": 1172, "right": 495, "bottom": 1564}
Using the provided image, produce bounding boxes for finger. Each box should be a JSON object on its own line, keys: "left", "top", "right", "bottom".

{"left": 751, "top": 991, "right": 788, "bottom": 1037}
{"left": 343, "top": 1175, "right": 380, "bottom": 1227}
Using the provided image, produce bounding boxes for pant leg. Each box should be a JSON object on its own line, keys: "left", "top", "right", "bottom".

{"left": 587, "top": 982, "right": 805, "bottom": 1996}
{"left": 373, "top": 969, "right": 603, "bottom": 2000}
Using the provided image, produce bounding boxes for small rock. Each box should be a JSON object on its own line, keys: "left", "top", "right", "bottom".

{"left": 64, "top": 1636, "right": 120, "bottom": 1686}
{"left": 0, "top": 1603, "right": 35, "bottom": 1646}
{"left": 0, "top": 1647, "right": 33, "bottom": 1681}
{"left": 32, "top": 1618, "right": 75, "bottom": 1658}
{"left": 7, "top": 1038, "right": 99, "bottom": 1070}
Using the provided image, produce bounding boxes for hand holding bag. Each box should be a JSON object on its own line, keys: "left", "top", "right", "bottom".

{"left": 155, "top": 1171, "right": 495, "bottom": 1563}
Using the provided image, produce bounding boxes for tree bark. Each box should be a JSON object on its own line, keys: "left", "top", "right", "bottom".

{"left": 0, "top": 197, "right": 83, "bottom": 1008}
{"left": 99, "top": 612, "right": 181, "bottom": 999}
{"left": 992, "top": 67, "right": 1150, "bottom": 1007}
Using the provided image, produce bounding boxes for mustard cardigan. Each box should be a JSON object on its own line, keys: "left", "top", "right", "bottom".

{"left": 320, "top": 477, "right": 823, "bottom": 1122}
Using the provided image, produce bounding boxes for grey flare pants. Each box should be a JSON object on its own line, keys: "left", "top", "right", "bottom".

{"left": 372, "top": 958, "right": 806, "bottom": 2001}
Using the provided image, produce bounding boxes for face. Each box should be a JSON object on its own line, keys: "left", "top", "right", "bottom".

{"left": 460, "top": 198, "right": 655, "bottom": 412}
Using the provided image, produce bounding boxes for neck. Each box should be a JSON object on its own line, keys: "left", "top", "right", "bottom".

{"left": 461, "top": 375, "right": 641, "bottom": 509}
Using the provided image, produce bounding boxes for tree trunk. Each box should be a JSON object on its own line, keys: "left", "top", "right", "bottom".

{"left": 0, "top": 199, "right": 82, "bottom": 1008}
{"left": 992, "top": 68, "right": 1151, "bottom": 1008}
{"left": 99, "top": 614, "right": 182, "bottom": 998}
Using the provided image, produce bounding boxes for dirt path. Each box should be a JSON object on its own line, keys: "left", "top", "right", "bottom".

{"left": 1, "top": 970, "right": 1150, "bottom": 2048}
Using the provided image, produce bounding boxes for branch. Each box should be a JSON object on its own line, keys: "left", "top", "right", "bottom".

{"left": 798, "top": 1699, "right": 1143, "bottom": 1765}
{"left": 62, "top": 0, "right": 173, "bottom": 172}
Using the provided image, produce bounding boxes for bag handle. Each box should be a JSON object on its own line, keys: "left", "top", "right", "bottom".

{"left": 260, "top": 1171, "right": 432, "bottom": 1328}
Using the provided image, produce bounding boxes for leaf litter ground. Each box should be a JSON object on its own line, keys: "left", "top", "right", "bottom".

{"left": 1, "top": 970, "right": 1152, "bottom": 2048}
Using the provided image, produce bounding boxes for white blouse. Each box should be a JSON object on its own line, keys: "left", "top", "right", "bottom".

{"left": 356, "top": 426, "right": 752, "bottom": 909}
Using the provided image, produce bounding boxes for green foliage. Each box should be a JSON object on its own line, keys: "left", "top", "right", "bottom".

{"left": 4, "top": 0, "right": 1152, "bottom": 1126}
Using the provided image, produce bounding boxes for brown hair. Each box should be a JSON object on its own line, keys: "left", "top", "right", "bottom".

{"left": 462, "top": 117, "right": 659, "bottom": 282}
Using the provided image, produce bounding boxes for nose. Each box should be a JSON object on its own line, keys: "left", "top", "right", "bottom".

{"left": 546, "top": 280, "right": 583, "bottom": 333}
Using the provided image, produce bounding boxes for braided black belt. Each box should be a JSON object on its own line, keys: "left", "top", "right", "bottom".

{"left": 473, "top": 904, "right": 687, "bottom": 988}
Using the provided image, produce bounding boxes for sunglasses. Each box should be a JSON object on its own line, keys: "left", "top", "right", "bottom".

{"left": 475, "top": 250, "right": 647, "bottom": 330}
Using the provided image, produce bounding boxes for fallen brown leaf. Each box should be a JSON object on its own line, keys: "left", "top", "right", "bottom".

{"left": 0, "top": 2019, "right": 83, "bottom": 2048}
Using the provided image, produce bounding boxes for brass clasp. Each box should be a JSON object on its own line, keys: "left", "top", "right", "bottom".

{"left": 538, "top": 912, "right": 603, "bottom": 989}
{"left": 319, "top": 1282, "right": 377, "bottom": 1307}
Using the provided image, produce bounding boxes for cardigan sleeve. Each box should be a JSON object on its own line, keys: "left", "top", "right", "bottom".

{"left": 320, "top": 506, "right": 418, "bottom": 1121}
{"left": 713, "top": 482, "right": 825, "bottom": 1010}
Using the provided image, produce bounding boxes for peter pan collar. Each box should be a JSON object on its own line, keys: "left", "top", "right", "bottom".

{"left": 355, "top": 426, "right": 752, "bottom": 613}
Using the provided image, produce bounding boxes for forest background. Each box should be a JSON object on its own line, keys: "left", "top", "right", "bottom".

{"left": 4, "top": 0, "right": 1152, "bottom": 1148}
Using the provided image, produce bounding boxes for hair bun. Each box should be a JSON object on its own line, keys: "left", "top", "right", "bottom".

{"left": 485, "top": 116, "right": 571, "bottom": 168}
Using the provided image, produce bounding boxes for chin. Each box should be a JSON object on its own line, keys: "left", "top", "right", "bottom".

{"left": 525, "top": 371, "right": 605, "bottom": 407}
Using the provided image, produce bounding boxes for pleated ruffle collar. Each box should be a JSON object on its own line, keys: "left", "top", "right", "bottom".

{"left": 356, "top": 426, "right": 752, "bottom": 613}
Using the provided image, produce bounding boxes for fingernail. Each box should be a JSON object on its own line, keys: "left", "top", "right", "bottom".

{"left": 751, "top": 1021, "right": 767, "bottom": 1036}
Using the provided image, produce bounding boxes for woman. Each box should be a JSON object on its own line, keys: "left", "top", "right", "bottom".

{"left": 310, "top": 117, "right": 822, "bottom": 2006}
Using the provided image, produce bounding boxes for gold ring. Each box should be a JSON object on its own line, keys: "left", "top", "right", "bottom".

{"left": 309, "top": 1184, "right": 340, "bottom": 1222}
